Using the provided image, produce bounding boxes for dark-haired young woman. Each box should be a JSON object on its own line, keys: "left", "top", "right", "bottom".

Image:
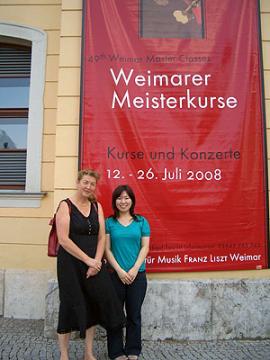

{"left": 105, "top": 185, "right": 150, "bottom": 360}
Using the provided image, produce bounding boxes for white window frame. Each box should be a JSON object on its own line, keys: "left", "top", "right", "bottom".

{"left": 0, "top": 22, "right": 47, "bottom": 207}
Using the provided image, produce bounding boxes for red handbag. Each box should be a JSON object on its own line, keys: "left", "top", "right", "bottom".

{"left": 48, "top": 199, "right": 71, "bottom": 257}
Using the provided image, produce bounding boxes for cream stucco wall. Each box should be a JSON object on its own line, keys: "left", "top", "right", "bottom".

{"left": 0, "top": 0, "right": 269, "bottom": 280}
{"left": 0, "top": 0, "right": 61, "bottom": 271}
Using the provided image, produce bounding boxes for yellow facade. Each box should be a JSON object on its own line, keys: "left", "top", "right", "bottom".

{"left": 0, "top": 0, "right": 269, "bottom": 281}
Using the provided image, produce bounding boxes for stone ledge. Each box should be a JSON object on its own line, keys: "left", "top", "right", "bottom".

{"left": 0, "top": 270, "right": 4, "bottom": 316}
{"left": 4, "top": 269, "right": 53, "bottom": 319}
{"left": 44, "top": 278, "right": 270, "bottom": 341}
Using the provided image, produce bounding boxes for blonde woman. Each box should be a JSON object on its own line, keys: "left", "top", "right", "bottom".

{"left": 56, "top": 169, "right": 125, "bottom": 360}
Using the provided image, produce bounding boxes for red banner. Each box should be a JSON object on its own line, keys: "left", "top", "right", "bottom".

{"left": 80, "top": 0, "right": 268, "bottom": 272}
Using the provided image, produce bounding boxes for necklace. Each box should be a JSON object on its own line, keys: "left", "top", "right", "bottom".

{"left": 118, "top": 215, "right": 133, "bottom": 226}
{"left": 71, "top": 197, "right": 90, "bottom": 217}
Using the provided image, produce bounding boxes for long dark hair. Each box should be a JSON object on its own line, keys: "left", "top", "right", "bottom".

{"left": 111, "top": 184, "right": 138, "bottom": 220}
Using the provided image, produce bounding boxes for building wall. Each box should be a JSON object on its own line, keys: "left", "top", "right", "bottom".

{"left": 0, "top": 0, "right": 61, "bottom": 272}
{"left": 0, "top": 0, "right": 269, "bottom": 281}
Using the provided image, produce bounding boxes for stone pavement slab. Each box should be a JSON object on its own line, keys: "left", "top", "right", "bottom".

{"left": 0, "top": 317, "right": 270, "bottom": 360}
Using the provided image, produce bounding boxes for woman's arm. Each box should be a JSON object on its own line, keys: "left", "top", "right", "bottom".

{"left": 105, "top": 234, "right": 133, "bottom": 284}
{"left": 94, "top": 202, "right": 106, "bottom": 262}
{"left": 128, "top": 236, "right": 150, "bottom": 281}
{"left": 86, "top": 202, "right": 106, "bottom": 278}
{"left": 56, "top": 201, "right": 101, "bottom": 271}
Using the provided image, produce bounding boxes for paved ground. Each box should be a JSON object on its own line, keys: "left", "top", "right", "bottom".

{"left": 0, "top": 317, "right": 270, "bottom": 360}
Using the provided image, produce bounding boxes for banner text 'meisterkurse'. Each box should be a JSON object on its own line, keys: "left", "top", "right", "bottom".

{"left": 110, "top": 68, "right": 238, "bottom": 110}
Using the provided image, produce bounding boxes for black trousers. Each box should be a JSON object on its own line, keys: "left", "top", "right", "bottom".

{"left": 107, "top": 271, "right": 147, "bottom": 359}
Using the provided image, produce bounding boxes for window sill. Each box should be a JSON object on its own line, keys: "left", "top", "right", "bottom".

{"left": 0, "top": 191, "right": 47, "bottom": 208}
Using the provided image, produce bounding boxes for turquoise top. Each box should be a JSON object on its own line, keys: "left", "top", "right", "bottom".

{"left": 105, "top": 215, "right": 150, "bottom": 272}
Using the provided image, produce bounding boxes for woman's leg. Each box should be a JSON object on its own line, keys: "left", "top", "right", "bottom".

{"left": 125, "top": 272, "right": 147, "bottom": 357}
{"left": 58, "top": 332, "right": 70, "bottom": 360}
{"left": 84, "top": 326, "right": 96, "bottom": 360}
{"left": 107, "top": 273, "right": 126, "bottom": 359}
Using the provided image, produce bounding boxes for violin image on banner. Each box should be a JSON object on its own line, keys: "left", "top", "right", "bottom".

{"left": 142, "top": 0, "right": 204, "bottom": 39}
{"left": 173, "top": 0, "right": 201, "bottom": 24}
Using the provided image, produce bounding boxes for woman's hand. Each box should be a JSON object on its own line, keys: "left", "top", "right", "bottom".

{"left": 117, "top": 268, "right": 133, "bottom": 284}
{"left": 86, "top": 257, "right": 102, "bottom": 271}
{"left": 127, "top": 267, "right": 139, "bottom": 283}
{"left": 86, "top": 267, "right": 99, "bottom": 278}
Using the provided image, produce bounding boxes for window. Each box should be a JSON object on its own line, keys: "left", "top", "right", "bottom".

{"left": 0, "top": 43, "right": 31, "bottom": 189}
{"left": 0, "top": 23, "right": 46, "bottom": 207}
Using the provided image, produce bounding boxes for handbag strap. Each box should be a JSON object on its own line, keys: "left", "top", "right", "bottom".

{"left": 92, "top": 201, "right": 98, "bottom": 213}
{"left": 55, "top": 198, "right": 71, "bottom": 215}
{"left": 64, "top": 198, "right": 72, "bottom": 214}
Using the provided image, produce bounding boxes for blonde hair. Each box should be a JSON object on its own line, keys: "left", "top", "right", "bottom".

{"left": 77, "top": 169, "right": 100, "bottom": 202}
{"left": 77, "top": 169, "right": 100, "bottom": 181}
